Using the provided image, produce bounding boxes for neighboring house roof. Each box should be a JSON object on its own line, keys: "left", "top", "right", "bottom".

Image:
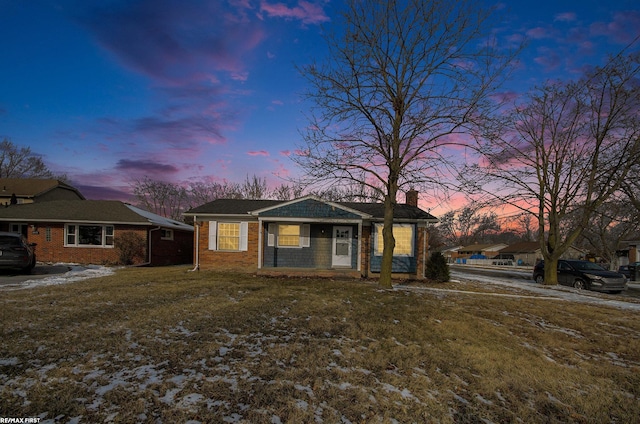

{"left": 499, "top": 241, "right": 541, "bottom": 254}
{"left": 0, "top": 200, "right": 193, "bottom": 231}
{"left": 0, "top": 178, "right": 85, "bottom": 200}
{"left": 185, "top": 196, "right": 438, "bottom": 222}
{"left": 458, "top": 243, "right": 508, "bottom": 253}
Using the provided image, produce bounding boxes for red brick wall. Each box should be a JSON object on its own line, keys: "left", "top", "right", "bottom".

{"left": 196, "top": 221, "right": 259, "bottom": 271}
{"left": 21, "top": 224, "right": 149, "bottom": 265}
{"left": 150, "top": 228, "right": 193, "bottom": 266}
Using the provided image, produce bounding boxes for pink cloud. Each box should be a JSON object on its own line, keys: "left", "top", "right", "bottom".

{"left": 590, "top": 11, "right": 640, "bottom": 44}
{"left": 280, "top": 150, "right": 291, "bottom": 156}
{"left": 526, "top": 27, "right": 551, "bottom": 39}
{"left": 248, "top": 150, "right": 270, "bottom": 156}
{"left": 259, "top": 0, "right": 330, "bottom": 25}
{"left": 554, "top": 12, "right": 576, "bottom": 22}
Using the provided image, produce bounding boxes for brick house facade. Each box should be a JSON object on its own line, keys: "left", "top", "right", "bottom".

{"left": 185, "top": 193, "right": 437, "bottom": 279}
{"left": 0, "top": 200, "right": 193, "bottom": 266}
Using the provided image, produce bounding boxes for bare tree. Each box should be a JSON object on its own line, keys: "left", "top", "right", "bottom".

{"left": 0, "top": 138, "right": 62, "bottom": 179}
{"left": 577, "top": 197, "right": 640, "bottom": 266}
{"left": 131, "top": 177, "right": 188, "bottom": 221}
{"left": 466, "top": 54, "right": 640, "bottom": 285}
{"left": 271, "top": 182, "right": 305, "bottom": 201}
{"left": 436, "top": 205, "right": 500, "bottom": 245}
{"left": 239, "top": 175, "right": 269, "bottom": 200}
{"left": 294, "top": 0, "right": 515, "bottom": 286}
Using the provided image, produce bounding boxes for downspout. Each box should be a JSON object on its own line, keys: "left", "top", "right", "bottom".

{"left": 189, "top": 215, "right": 200, "bottom": 272}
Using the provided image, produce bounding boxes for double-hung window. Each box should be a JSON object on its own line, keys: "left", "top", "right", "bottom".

{"left": 374, "top": 224, "right": 413, "bottom": 256}
{"left": 65, "top": 224, "right": 114, "bottom": 247}
{"left": 267, "top": 223, "right": 310, "bottom": 248}
{"left": 208, "top": 221, "right": 248, "bottom": 251}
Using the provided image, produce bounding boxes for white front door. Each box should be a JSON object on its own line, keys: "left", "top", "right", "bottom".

{"left": 332, "top": 226, "right": 352, "bottom": 268}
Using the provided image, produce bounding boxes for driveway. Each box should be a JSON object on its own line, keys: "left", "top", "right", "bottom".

{"left": 0, "top": 264, "right": 73, "bottom": 286}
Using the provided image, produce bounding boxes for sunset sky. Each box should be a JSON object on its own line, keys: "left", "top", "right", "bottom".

{"left": 1, "top": 0, "right": 639, "bottom": 215}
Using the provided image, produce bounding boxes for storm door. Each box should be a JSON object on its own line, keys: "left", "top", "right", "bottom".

{"left": 332, "top": 226, "right": 352, "bottom": 267}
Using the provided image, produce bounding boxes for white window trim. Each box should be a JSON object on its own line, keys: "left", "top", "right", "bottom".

{"left": 161, "top": 229, "right": 174, "bottom": 240}
{"left": 208, "top": 221, "right": 248, "bottom": 252}
{"left": 267, "top": 223, "right": 310, "bottom": 248}
{"left": 64, "top": 224, "right": 115, "bottom": 248}
{"left": 374, "top": 223, "right": 414, "bottom": 257}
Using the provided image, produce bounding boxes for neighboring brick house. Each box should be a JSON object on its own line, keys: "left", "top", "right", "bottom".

{"left": 184, "top": 191, "right": 438, "bottom": 279}
{"left": 0, "top": 200, "right": 193, "bottom": 266}
{"left": 0, "top": 178, "right": 85, "bottom": 205}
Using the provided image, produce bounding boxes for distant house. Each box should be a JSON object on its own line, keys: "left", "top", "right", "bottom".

{"left": 621, "top": 235, "right": 640, "bottom": 266}
{"left": 452, "top": 243, "right": 509, "bottom": 262}
{"left": 184, "top": 192, "right": 438, "bottom": 279}
{"left": 497, "top": 241, "right": 587, "bottom": 266}
{"left": 0, "top": 200, "right": 193, "bottom": 266}
{"left": 0, "top": 178, "right": 85, "bottom": 205}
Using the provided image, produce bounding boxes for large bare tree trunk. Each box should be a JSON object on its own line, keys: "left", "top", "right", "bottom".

{"left": 380, "top": 188, "right": 398, "bottom": 288}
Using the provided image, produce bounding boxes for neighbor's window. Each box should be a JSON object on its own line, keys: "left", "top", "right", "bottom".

{"left": 65, "top": 224, "right": 115, "bottom": 247}
{"left": 218, "top": 222, "right": 240, "bottom": 251}
{"left": 161, "top": 229, "right": 174, "bottom": 240}
{"left": 374, "top": 224, "right": 413, "bottom": 256}
{"left": 278, "top": 224, "right": 300, "bottom": 247}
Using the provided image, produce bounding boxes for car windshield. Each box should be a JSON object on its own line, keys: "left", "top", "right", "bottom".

{"left": 572, "top": 261, "right": 605, "bottom": 271}
{"left": 0, "top": 236, "right": 21, "bottom": 247}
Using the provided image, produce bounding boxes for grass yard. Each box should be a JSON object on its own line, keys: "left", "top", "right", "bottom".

{"left": 1, "top": 267, "right": 639, "bottom": 423}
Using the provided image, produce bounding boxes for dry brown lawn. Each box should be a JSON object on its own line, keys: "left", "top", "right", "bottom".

{"left": 1, "top": 266, "right": 639, "bottom": 423}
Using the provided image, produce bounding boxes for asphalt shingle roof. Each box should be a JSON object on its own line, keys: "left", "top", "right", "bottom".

{"left": 186, "top": 197, "right": 437, "bottom": 221}
{"left": 0, "top": 200, "right": 193, "bottom": 231}
{"left": 0, "top": 178, "right": 85, "bottom": 199}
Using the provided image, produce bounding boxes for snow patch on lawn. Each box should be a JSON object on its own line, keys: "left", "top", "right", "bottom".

{"left": 3, "top": 264, "right": 117, "bottom": 290}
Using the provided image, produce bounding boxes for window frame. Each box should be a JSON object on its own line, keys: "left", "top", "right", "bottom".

{"left": 374, "top": 223, "right": 414, "bottom": 257}
{"left": 208, "top": 221, "right": 248, "bottom": 252}
{"left": 267, "top": 223, "right": 310, "bottom": 248}
{"left": 160, "top": 228, "right": 174, "bottom": 240}
{"left": 64, "top": 224, "right": 115, "bottom": 248}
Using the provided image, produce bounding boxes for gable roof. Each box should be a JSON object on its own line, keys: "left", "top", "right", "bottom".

{"left": 458, "top": 243, "right": 508, "bottom": 252}
{"left": 185, "top": 197, "right": 438, "bottom": 221}
{"left": 0, "top": 200, "right": 193, "bottom": 231}
{"left": 250, "top": 196, "right": 372, "bottom": 219}
{"left": 499, "top": 241, "right": 541, "bottom": 254}
{"left": 0, "top": 178, "right": 85, "bottom": 200}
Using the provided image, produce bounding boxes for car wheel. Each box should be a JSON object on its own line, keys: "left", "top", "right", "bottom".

{"left": 573, "top": 279, "right": 586, "bottom": 290}
{"left": 534, "top": 275, "right": 544, "bottom": 284}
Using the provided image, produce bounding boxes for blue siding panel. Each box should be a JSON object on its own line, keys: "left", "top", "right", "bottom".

{"left": 263, "top": 224, "right": 357, "bottom": 269}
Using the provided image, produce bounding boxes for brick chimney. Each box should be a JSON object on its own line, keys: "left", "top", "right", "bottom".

{"left": 405, "top": 189, "right": 418, "bottom": 207}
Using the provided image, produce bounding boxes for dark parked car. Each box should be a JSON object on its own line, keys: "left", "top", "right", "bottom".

{"left": 626, "top": 262, "right": 640, "bottom": 281}
{"left": 0, "top": 231, "right": 36, "bottom": 274}
{"left": 533, "top": 259, "right": 627, "bottom": 294}
{"left": 618, "top": 265, "right": 631, "bottom": 279}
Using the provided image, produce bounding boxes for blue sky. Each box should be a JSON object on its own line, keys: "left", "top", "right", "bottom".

{"left": 1, "top": 0, "right": 639, "bottom": 213}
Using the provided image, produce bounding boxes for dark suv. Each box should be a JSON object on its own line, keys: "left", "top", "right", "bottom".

{"left": 0, "top": 231, "right": 36, "bottom": 274}
{"left": 533, "top": 259, "right": 627, "bottom": 294}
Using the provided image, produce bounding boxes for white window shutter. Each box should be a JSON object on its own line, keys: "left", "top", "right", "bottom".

{"left": 239, "top": 222, "right": 249, "bottom": 251}
{"left": 208, "top": 221, "right": 217, "bottom": 250}
{"left": 301, "top": 224, "right": 311, "bottom": 247}
{"left": 267, "top": 223, "right": 276, "bottom": 247}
